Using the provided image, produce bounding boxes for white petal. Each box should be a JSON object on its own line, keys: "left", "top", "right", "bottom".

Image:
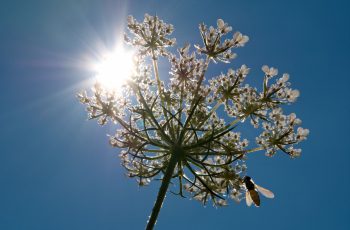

{"left": 217, "top": 19, "right": 225, "bottom": 29}
{"left": 262, "top": 65, "right": 269, "bottom": 73}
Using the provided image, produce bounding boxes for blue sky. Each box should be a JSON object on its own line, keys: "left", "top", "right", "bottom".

{"left": 1, "top": 0, "right": 349, "bottom": 229}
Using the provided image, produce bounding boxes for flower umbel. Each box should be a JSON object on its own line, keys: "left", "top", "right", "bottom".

{"left": 194, "top": 19, "right": 248, "bottom": 63}
{"left": 124, "top": 14, "right": 176, "bottom": 58}
{"left": 78, "top": 14, "right": 309, "bottom": 230}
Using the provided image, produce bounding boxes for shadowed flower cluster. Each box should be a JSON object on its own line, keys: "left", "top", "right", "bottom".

{"left": 78, "top": 14, "right": 309, "bottom": 229}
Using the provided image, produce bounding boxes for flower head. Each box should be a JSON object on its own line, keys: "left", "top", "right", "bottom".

{"left": 194, "top": 19, "right": 248, "bottom": 63}
{"left": 125, "top": 14, "right": 176, "bottom": 58}
{"left": 78, "top": 14, "right": 308, "bottom": 210}
{"left": 262, "top": 65, "right": 278, "bottom": 77}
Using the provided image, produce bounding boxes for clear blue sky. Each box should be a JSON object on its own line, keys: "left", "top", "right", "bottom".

{"left": 1, "top": 0, "right": 349, "bottom": 229}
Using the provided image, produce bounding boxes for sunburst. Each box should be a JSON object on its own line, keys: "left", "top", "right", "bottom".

{"left": 94, "top": 46, "right": 134, "bottom": 92}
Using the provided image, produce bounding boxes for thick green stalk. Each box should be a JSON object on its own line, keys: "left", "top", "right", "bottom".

{"left": 145, "top": 149, "right": 179, "bottom": 230}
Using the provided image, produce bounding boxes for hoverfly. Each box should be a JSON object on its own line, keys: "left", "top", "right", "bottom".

{"left": 243, "top": 176, "right": 274, "bottom": 207}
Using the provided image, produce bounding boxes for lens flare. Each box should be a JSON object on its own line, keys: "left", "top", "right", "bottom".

{"left": 95, "top": 46, "right": 134, "bottom": 91}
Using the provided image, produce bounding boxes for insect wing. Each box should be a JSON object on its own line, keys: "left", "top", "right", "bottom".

{"left": 256, "top": 185, "right": 274, "bottom": 198}
{"left": 245, "top": 191, "right": 253, "bottom": 206}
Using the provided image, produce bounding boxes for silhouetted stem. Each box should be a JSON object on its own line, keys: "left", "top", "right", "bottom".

{"left": 151, "top": 50, "right": 176, "bottom": 140}
{"left": 145, "top": 151, "right": 178, "bottom": 230}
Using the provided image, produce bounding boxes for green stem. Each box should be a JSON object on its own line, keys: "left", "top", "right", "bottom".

{"left": 177, "top": 84, "right": 185, "bottom": 138}
{"left": 151, "top": 50, "right": 176, "bottom": 140}
{"left": 193, "top": 57, "right": 210, "bottom": 99}
{"left": 145, "top": 150, "right": 179, "bottom": 230}
{"left": 246, "top": 146, "right": 264, "bottom": 154}
{"left": 183, "top": 101, "right": 221, "bottom": 143}
{"left": 151, "top": 52, "right": 163, "bottom": 98}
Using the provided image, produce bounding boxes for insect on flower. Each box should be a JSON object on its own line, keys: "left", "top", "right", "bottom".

{"left": 244, "top": 176, "right": 274, "bottom": 207}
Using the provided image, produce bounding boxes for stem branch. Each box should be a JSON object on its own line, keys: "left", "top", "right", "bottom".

{"left": 146, "top": 151, "right": 179, "bottom": 230}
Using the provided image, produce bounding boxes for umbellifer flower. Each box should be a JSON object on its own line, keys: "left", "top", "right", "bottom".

{"left": 78, "top": 14, "right": 309, "bottom": 230}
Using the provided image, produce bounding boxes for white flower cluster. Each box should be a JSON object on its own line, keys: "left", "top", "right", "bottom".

{"left": 256, "top": 108, "right": 309, "bottom": 157}
{"left": 124, "top": 14, "right": 176, "bottom": 58}
{"left": 208, "top": 64, "right": 303, "bottom": 129}
{"left": 78, "top": 15, "right": 308, "bottom": 208}
{"left": 169, "top": 44, "right": 205, "bottom": 93}
{"left": 77, "top": 83, "right": 129, "bottom": 125}
{"left": 194, "top": 19, "right": 249, "bottom": 63}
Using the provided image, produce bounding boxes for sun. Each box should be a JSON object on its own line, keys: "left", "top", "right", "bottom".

{"left": 95, "top": 46, "right": 135, "bottom": 91}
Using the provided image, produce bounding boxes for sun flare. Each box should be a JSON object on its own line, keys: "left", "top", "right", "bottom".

{"left": 95, "top": 46, "right": 134, "bottom": 91}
